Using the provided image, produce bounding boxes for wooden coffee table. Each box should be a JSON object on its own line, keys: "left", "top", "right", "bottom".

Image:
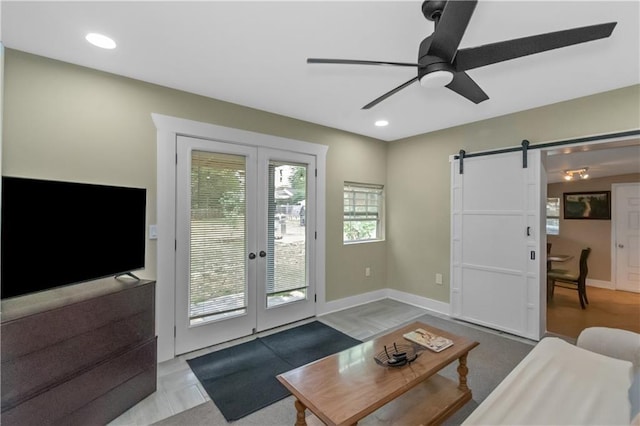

{"left": 277, "top": 321, "right": 479, "bottom": 426}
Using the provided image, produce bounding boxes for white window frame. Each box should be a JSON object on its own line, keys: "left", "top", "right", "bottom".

{"left": 343, "top": 182, "right": 385, "bottom": 244}
{"left": 546, "top": 197, "right": 560, "bottom": 235}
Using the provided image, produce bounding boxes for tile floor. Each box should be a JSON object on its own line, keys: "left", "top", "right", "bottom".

{"left": 108, "top": 298, "right": 533, "bottom": 425}
{"left": 107, "top": 299, "right": 428, "bottom": 425}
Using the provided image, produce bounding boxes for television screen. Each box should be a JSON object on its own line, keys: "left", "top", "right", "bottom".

{"left": 1, "top": 177, "right": 146, "bottom": 299}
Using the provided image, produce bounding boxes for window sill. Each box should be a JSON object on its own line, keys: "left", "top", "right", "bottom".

{"left": 343, "top": 239, "right": 386, "bottom": 246}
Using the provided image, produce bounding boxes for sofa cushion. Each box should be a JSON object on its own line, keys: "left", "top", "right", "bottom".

{"left": 577, "top": 327, "right": 640, "bottom": 419}
{"left": 463, "top": 337, "right": 633, "bottom": 425}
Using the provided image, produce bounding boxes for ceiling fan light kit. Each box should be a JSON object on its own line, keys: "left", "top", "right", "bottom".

{"left": 419, "top": 69, "right": 454, "bottom": 88}
{"left": 308, "top": 0, "right": 616, "bottom": 109}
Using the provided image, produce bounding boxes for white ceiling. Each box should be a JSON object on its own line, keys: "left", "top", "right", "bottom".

{"left": 2, "top": 0, "right": 639, "bottom": 142}
{"left": 2, "top": 1, "right": 639, "bottom": 182}
{"left": 545, "top": 139, "right": 640, "bottom": 183}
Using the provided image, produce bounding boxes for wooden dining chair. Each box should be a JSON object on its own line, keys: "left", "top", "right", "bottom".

{"left": 547, "top": 248, "right": 591, "bottom": 309}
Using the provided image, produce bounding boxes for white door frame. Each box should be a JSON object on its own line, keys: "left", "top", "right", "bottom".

{"left": 152, "top": 113, "right": 328, "bottom": 362}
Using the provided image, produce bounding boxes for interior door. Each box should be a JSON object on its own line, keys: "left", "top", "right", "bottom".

{"left": 614, "top": 183, "right": 640, "bottom": 293}
{"left": 450, "top": 150, "right": 544, "bottom": 340}
{"left": 175, "top": 136, "right": 316, "bottom": 355}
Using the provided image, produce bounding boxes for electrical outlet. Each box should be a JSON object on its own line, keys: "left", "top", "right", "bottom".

{"left": 435, "top": 273, "right": 443, "bottom": 285}
{"left": 365, "top": 267, "right": 371, "bottom": 277}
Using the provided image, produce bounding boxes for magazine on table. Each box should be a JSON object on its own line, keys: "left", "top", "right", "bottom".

{"left": 403, "top": 328, "right": 454, "bottom": 352}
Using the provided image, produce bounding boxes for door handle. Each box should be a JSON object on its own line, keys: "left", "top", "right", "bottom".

{"left": 618, "top": 244, "right": 624, "bottom": 248}
{"left": 259, "top": 250, "right": 267, "bottom": 258}
{"left": 248, "top": 252, "right": 256, "bottom": 260}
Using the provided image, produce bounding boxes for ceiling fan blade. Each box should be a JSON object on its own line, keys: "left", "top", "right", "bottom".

{"left": 445, "top": 72, "right": 489, "bottom": 104}
{"left": 362, "top": 77, "right": 419, "bottom": 110}
{"left": 307, "top": 58, "right": 420, "bottom": 67}
{"left": 454, "top": 22, "right": 617, "bottom": 71}
{"left": 428, "top": 0, "right": 477, "bottom": 62}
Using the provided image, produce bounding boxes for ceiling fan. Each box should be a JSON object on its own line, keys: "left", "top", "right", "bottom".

{"left": 307, "top": 0, "right": 617, "bottom": 109}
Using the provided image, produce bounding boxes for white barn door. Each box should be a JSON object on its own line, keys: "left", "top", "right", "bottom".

{"left": 450, "top": 150, "right": 545, "bottom": 340}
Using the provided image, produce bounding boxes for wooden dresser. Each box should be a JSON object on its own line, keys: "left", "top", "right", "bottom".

{"left": 1, "top": 277, "right": 157, "bottom": 425}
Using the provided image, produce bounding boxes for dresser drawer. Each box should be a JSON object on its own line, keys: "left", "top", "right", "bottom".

{"left": 1, "top": 337, "right": 157, "bottom": 426}
{"left": 1, "top": 308, "right": 154, "bottom": 409}
{"left": 1, "top": 283, "right": 155, "bottom": 361}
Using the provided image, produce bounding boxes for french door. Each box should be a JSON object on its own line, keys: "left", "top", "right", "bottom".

{"left": 175, "top": 136, "right": 316, "bottom": 355}
{"left": 450, "top": 150, "right": 544, "bottom": 340}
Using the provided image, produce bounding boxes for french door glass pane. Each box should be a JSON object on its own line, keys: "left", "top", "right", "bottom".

{"left": 267, "top": 161, "right": 307, "bottom": 308}
{"left": 189, "top": 151, "right": 247, "bottom": 325}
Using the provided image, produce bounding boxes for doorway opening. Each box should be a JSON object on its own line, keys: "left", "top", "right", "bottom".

{"left": 544, "top": 136, "right": 640, "bottom": 340}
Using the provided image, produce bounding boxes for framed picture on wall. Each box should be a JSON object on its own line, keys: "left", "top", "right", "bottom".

{"left": 563, "top": 191, "right": 611, "bottom": 220}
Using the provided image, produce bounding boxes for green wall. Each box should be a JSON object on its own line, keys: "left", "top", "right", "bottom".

{"left": 2, "top": 49, "right": 388, "bottom": 302}
{"left": 4, "top": 48, "right": 639, "bottom": 307}
{"left": 386, "top": 84, "right": 640, "bottom": 302}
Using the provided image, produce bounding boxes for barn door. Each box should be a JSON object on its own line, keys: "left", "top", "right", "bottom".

{"left": 450, "top": 150, "right": 544, "bottom": 340}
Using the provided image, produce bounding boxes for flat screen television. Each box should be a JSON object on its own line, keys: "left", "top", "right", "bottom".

{"left": 1, "top": 176, "right": 146, "bottom": 299}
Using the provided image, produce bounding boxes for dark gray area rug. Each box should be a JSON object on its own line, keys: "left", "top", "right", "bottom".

{"left": 409, "top": 313, "right": 535, "bottom": 425}
{"left": 186, "top": 321, "right": 361, "bottom": 421}
{"left": 158, "top": 313, "right": 535, "bottom": 426}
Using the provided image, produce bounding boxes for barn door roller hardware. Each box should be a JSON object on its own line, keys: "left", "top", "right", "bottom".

{"left": 454, "top": 130, "right": 640, "bottom": 175}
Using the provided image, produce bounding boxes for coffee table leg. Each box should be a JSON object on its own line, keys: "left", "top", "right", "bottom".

{"left": 294, "top": 398, "right": 307, "bottom": 426}
{"left": 457, "top": 353, "right": 469, "bottom": 392}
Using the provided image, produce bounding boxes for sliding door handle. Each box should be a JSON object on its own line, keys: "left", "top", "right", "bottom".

{"left": 249, "top": 252, "right": 256, "bottom": 260}
{"left": 259, "top": 251, "right": 267, "bottom": 258}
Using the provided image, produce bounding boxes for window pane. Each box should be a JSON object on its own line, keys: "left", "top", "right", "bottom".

{"left": 547, "top": 197, "right": 560, "bottom": 217}
{"left": 546, "top": 197, "right": 560, "bottom": 235}
{"left": 267, "top": 162, "right": 308, "bottom": 308}
{"left": 344, "top": 220, "right": 378, "bottom": 241}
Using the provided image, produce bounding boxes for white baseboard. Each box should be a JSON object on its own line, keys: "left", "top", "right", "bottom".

{"left": 386, "top": 289, "right": 450, "bottom": 316}
{"left": 587, "top": 279, "right": 614, "bottom": 290}
{"left": 318, "top": 288, "right": 450, "bottom": 318}
{"left": 318, "top": 289, "right": 388, "bottom": 316}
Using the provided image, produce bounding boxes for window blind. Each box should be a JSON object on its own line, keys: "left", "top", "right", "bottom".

{"left": 189, "top": 151, "right": 247, "bottom": 323}
{"left": 343, "top": 182, "right": 383, "bottom": 221}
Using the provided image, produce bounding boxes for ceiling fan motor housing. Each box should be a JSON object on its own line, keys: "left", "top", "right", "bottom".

{"left": 417, "top": 35, "right": 453, "bottom": 82}
{"left": 422, "top": 0, "right": 447, "bottom": 22}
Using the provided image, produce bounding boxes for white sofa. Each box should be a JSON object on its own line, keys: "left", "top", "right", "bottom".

{"left": 463, "top": 327, "right": 640, "bottom": 425}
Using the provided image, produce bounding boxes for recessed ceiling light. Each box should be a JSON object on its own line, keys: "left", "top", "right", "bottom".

{"left": 375, "top": 120, "right": 389, "bottom": 127}
{"left": 85, "top": 33, "right": 116, "bottom": 49}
